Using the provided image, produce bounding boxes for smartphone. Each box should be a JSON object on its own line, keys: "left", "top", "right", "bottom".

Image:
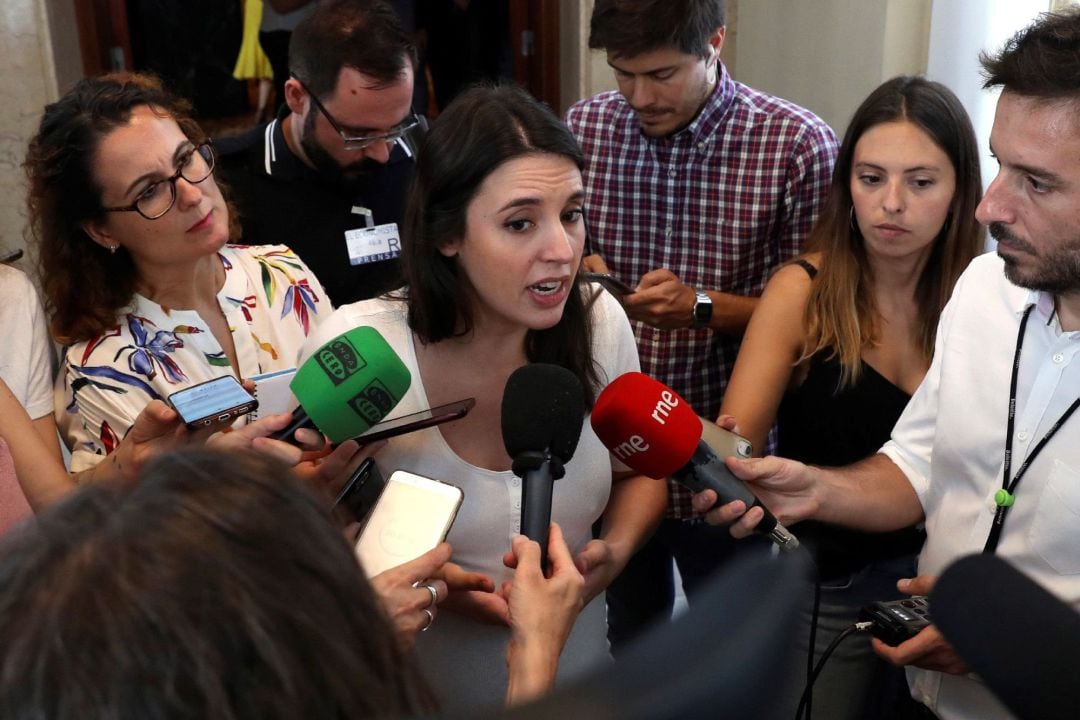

{"left": 858, "top": 596, "right": 932, "bottom": 646}
{"left": 330, "top": 456, "right": 385, "bottom": 521}
{"left": 354, "top": 470, "right": 464, "bottom": 577}
{"left": 166, "top": 376, "right": 258, "bottom": 429}
{"left": 699, "top": 419, "right": 754, "bottom": 459}
{"left": 351, "top": 398, "right": 475, "bottom": 444}
{"left": 582, "top": 271, "right": 635, "bottom": 295}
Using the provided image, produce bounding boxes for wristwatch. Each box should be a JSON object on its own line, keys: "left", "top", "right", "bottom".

{"left": 691, "top": 290, "right": 713, "bottom": 329}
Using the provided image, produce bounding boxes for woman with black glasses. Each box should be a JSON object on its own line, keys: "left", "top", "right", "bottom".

{"left": 25, "top": 72, "right": 330, "bottom": 473}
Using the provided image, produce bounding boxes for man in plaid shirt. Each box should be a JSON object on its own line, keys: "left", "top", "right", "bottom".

{"left": 566, "top": 0, "right": 838, "bottom": 652}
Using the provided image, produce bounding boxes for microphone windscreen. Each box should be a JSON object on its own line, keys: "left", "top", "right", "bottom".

{"left": 501, "top": 364, "right": 585, "bottom": 463}
{"left": 931, "top": 553, "right": 1080, "bottom": 720}
{"left": 291, "top": 326, "right": 411, "bottom": 443}
{"left": 591, "top": 372, "right": 702, "bottom": 478}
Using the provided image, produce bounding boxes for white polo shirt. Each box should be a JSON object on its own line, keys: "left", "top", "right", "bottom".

{"left": 881, "top": 251, "right": 1080, "bottom": 719}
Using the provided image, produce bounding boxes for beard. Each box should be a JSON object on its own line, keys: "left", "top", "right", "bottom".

{"left": 992, "top": 222, "right": 1080, "bottom": 294}
{"left": 300, "top": 110, "right": 380, "bottom": 182}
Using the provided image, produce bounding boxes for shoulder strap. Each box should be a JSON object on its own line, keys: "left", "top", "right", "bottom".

{"left": 791, "top": 258, "right": 818, "bottom": 279}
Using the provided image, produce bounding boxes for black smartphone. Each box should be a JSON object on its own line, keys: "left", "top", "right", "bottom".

{"left": 166, "top": 376, "right": 258, "bottom": 430}
{"left": 351, "top": 398, "right": 475, "bottom": 444}
{"left": 331, "top": 456, "right": 385, "bottom": 520}
{"left": 858, "top": 596, "right": 932, "bottom": 646}
{"left": 582, "top": 271, "right": 635, "bottom": 295}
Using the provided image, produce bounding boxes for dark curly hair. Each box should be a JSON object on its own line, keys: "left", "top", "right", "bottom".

{"left": 24, "top": 72, "right": 237, "bottom": 344}
{"left": 981, "top": 7, "right": 1080, "bottom": 101}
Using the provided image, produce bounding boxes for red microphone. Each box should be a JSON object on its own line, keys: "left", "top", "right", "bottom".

{"left": 592, "top": 372, "right": 798, "bottom": 551}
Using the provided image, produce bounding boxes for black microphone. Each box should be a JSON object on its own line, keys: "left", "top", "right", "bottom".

{"left": 501, "top": 364, "right": 585, "bottom": 571}
{"left": 931, "top": 553, "right": 1080, "bottom": 720}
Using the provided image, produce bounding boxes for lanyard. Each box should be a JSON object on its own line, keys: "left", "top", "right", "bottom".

{"left": 984, "top": 304, "right": 1080, "bottom": 554}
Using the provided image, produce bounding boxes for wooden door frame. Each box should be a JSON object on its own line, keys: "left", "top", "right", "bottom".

{"left": 509, "top": 0, "right": 560, "bottom": 109}
{"left": 74, "top": 0, "right": 133, "bottom": 76}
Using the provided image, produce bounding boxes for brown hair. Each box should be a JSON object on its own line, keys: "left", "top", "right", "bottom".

{"left": 589, "top": 0, "right": 725, "bottom": 59}
{"left": 24, "top": 72, "right": 236, "bottom": 344}
{"left": 289, "top": 0, "right": 417, "bottom": 98}
{"left": 0, "top": 449, "right": 437, "bottom": 719}
{"left": 980, "top": 7, "right": 1080, "bottom": 102}
{"left": 801, "top": 76, "right": 984, "bottom": 387}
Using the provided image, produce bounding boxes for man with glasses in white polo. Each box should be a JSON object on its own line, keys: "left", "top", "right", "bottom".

{"left": 216, "top": 0, "right": 425, "bottom": 306}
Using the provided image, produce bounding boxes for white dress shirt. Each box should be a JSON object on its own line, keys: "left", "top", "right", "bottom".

{"left": 881, "top": 252, "right": 1080, "bottom": 719}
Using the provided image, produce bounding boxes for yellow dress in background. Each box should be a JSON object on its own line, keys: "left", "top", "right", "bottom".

{"left": 233, "top": 0, "right": 273, "bottom": 81}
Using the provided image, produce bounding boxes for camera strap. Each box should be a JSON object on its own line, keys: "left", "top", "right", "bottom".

{"left": 984, "top": 303, "right": 1080, "bottom": 554}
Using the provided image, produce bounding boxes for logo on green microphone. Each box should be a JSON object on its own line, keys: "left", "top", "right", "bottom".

{"left": 315, "top": 337, "right": 367, "bottom": 386}
{"left": 348, "top": 379, "right": 398, "bottom": 424}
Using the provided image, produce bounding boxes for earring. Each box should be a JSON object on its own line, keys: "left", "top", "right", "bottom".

{"left": 109, "top": 244, "right": 118, "bottom": 255}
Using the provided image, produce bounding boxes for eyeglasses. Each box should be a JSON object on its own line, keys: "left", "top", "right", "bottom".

{"left": 102, "top": 143, "right": 216, "bottom": 220}
{"left": 293, "top": 75, "right": 426, "bottom": 152}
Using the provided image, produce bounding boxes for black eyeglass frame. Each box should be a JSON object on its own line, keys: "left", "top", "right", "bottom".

{"left": 292, "top": 75, "right": 425, "bottom": 151}
{"left": 101, "top": 142, "right": 216, "bottom": 221}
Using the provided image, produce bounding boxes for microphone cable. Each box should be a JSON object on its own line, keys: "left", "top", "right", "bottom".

{"left": 794, "top": 615, "right": 874, "bottom": 720}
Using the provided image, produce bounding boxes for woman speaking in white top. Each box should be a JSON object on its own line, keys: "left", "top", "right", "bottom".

{"left": 305, "top": 84, "right": 666, "bottom": 710}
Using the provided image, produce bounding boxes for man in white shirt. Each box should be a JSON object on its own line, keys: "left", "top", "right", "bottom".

{"left": 694, "top": 8, "right": 1080, "bottom": 719}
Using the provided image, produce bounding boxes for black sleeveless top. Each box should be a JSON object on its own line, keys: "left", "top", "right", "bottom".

{"left": 776, "top": 260, "right": 925, "bottom": 579}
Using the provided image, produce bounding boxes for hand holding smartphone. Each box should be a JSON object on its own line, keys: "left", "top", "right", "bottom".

{"left": 354, "top": 470, "right": 464, "bottom": 578}
{"left": 166, "top": 376, "right": 258, "bottom": 430}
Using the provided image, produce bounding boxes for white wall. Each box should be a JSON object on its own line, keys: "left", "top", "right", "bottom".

{"left": 0, "top": 0, "right": 62, "bottom": 262}
{"left": 926, "top": 0, "right": 1049, "bottom": 198}
{"left": 561, "top": 0, "right": 617, "bottom": 111}
{"left": 731, "top": 0, "right": 932, "bottom": 137}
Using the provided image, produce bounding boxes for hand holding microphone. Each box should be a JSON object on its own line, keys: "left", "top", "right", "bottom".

{"left": 591, "top": 372, "right": 799, "bottom": 551}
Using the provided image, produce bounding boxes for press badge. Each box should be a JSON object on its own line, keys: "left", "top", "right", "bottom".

{"left": 345, "top": 223, "right": 402, "bottom": 266}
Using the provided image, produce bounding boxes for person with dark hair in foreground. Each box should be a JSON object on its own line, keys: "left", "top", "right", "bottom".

{"left": 0, "top": 449, "right": 585, "bottom": 717}
{"left": 700, "top": 8, "right": 1080, "bottom": 719}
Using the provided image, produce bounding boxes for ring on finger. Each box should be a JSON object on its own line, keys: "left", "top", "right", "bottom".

{"left": 421, "top": 582, "right": 439, "bottom": 608}
{"left": 421, "top": 607, "right": 435, "bottom": 632}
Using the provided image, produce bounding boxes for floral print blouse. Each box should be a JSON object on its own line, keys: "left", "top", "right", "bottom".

{"left": 57, "top": 244, "right": 327, "bottom": 471}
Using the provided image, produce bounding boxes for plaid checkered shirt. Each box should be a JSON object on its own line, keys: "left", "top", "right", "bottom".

{"left": 566, "top": 65, "right": 839, "bottom": 518}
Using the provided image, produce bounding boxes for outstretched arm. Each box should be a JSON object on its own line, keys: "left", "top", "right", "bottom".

{"left": 692, "top": 452, "right": 924, "bottom": 535}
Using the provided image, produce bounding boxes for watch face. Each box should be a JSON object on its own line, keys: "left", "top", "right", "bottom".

{"left": 693, "top": 292, "right": 712, "bottom": 328}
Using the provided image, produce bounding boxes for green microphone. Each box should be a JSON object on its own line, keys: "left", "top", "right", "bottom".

{"left": 272, "top": 326, "right": 411, "bottom": 444}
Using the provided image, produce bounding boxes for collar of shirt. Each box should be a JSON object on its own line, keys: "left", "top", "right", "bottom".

{"left": 262, "top": 105, "right": 410, "bottom": 183}
{"left": 1021, "top": 289, "right": 1080, "bottom": 337}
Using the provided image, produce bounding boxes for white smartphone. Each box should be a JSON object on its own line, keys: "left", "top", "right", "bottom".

{"left": 354, "top": 470, "right": 464, "bottom": 578}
